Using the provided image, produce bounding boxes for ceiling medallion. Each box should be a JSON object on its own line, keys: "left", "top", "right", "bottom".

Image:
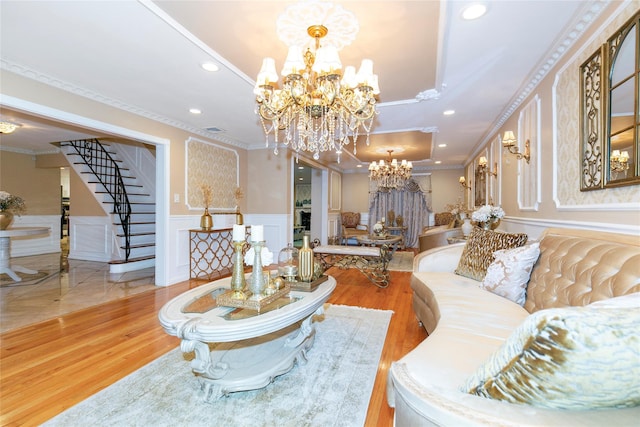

{"left": 254, "top": 0, "right": 379, "bottom": 162}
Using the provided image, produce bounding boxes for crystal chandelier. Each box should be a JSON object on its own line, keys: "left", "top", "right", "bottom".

{"left": 610, "top": 149, "right": 630, "bottom": 177}
{"left": 0, "top": 121, "right": 20, "bottom": 134}
{"left": 369, "top": 150, "right": 413, "bottom": 189}
{"left": 254, "top": 10, "right": 379, "bottom": 162}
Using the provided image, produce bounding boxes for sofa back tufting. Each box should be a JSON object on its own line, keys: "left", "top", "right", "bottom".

{"left": 524, "top": 228, "right": 640, "bottom": 313}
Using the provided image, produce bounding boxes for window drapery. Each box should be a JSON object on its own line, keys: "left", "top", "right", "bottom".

{"left": 368, "top": 179, "right": 430, "bottom": 248}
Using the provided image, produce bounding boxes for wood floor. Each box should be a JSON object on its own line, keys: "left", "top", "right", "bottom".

{"left": 0, "top": 265, "right": 426, "bottom": 426}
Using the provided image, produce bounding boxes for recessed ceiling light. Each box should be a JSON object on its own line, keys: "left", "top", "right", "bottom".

{"left": 443, "top": 110, "right": 455, "bottom": 116}
{"left": 298, "top": 166, "right": 304, "bottom": 170}
{"left": 189, "top": 108, "right": 202, "bottom": 114}
{"left": 201, "top": 62, "right": 219, "bottom": 72}
{"left": 434, "top": 160, "right": 442, "bottom": 164}
{"left": 299, "top": 177, "right": 304, "bottom": 181}
{"left": 438, "top": 143, "right": 447, "bottom": 148}
{"left": 356, "top": 164, "right": 362, "bottom": 168}
{"left": 462, "top": 4, "right": 487, "bottom": 20}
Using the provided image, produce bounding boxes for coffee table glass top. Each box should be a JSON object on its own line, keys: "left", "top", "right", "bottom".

{"left": 182, "top": 286, "right": 302, "bottom": 320}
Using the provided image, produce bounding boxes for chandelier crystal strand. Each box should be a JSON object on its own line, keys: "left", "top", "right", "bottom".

{"left": 255, "top": 18, "right": 379, "bottom": 159}
{"left": 369, "top": 150, "right": 413, "bottom": 190}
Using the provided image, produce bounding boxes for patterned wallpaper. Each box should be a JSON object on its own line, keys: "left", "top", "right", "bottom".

{"left": 186, "top": 137, "right": 239, "bottom": 210}
{"left": 554, "top": 7, "right": 638, "bottom": 209}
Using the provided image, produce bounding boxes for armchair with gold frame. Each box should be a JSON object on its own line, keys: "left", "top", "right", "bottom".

{"left": 340, "top": 212, "right": 369, "bottom": 245}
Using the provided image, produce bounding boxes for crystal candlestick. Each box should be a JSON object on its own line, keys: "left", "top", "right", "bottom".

{"left": 229, "top": 241, "right": 247, "bottom": 299}
{"left": 249, "top": 240, "right": 266, "bottom": 299}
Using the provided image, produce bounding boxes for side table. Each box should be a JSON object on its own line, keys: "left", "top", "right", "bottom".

{"left": 386, "top": 226, "right": 408, "bottom": 249}
{"left": 0, "top": 227, "right": 51, "bottom": 282}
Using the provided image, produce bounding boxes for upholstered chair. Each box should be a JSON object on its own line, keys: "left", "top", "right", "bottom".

{"left": 340, "top": 212, "right": 369, "bottom": 245}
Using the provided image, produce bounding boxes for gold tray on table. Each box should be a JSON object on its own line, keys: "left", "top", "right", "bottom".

{"left": 215, "top": 283, "right": 291, "bottom": 312}
{"left": 288, "top": 275, "right": 329, "bottom": 292}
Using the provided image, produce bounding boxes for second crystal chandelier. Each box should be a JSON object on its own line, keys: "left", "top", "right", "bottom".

{"left": 369, "top": 150, "right": 413, "bottom": 190}
{"left": 254, "top": 1, "right": 380, "bottom": 162}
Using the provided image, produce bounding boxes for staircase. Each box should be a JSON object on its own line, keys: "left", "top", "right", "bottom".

{"left": 57, "top": 138, "right": 156, "bottom": 272}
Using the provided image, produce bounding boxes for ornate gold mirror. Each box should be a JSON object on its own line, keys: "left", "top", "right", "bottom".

{"left": 605, "top": 13, "right": 639, "bottom": 187}
{"left": 580, "top": 11, "right": 639, "bottom": 190}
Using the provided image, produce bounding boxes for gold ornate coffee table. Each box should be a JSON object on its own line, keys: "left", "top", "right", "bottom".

{"left": 356, "top": 234, "right": 403, "bottom": 257}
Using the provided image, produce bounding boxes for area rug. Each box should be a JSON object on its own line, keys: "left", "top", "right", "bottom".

{"left": 44, "top": 304, "right": 393, "bottom": 427}
{"left": 388, "top": 251, "right": 414, "bottom": 272}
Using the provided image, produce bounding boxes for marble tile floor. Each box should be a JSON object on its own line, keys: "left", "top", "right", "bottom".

{"left": 0, "top": 251, "right": 156, "bottom": 333}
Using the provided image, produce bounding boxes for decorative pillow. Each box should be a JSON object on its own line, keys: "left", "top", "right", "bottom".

{"left": 480, "top": 242, "right": 540, "bottom": 306}
{"left": 435, "top": 212, "right": 455, "bottom": 226}
{"left": 462, "top": 305, "right": 640, "bottom": 409}
{"left": 455, "top": 228, "right": 528, "bottom": 281}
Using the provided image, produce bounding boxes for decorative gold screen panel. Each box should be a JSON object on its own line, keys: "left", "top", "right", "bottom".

{"left": 580, "top": 47, "right": 604, "bottom": 191}
{"left": 186, "top": 137, "right": 239, "bottom": 209}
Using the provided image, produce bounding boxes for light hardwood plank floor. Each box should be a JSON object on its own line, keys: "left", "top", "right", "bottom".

{"left": 0, "top": 258, "right": 426, "bottom": 426}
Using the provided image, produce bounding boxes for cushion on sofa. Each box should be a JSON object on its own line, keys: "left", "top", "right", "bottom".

{"left": 480, "top": 242, "right": 540, "bottom": 306}
{"left": 455, "top": 228, "right": 528, "bottom": 281}
{"left": 462, "top": 304, "right": 640, "bottom": 410}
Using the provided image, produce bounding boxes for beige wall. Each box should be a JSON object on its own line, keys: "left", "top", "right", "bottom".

{"left": 430, "top": 169, "right": 468, "bottom": 213}
{"left": 341, "top": 172, "right": 370, "bottom": 212}
{"left": 0, "top": 150, "right": 60, "bottom": 215}
{"left": 246, "top": 148, "right": 290, "bottom": 214}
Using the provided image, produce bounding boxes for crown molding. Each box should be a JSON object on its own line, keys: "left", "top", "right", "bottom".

{"left": 0, "top": 59, "right": 251, "bottom": 151}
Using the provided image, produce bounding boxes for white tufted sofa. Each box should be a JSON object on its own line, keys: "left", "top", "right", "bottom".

{"left": 387, "top": 228, "right": 640, "bottom": 426}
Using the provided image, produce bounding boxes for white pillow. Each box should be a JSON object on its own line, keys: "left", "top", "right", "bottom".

{"left": 480, "top": 242, "right": 540, "bottom": 306}
{"left": 462, "top": 305, "right": 640, "bottom": 409}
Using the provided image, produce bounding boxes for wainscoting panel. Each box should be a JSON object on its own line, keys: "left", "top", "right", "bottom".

{"left": 68, "top": 216, "right": 112, "bottom": 262}
{"left": 7, "top": 215, "right": 60, "bottom": 257}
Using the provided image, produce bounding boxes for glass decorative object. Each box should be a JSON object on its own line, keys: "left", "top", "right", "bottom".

{"left": 278, "top": 243, "right": 299, "bottom": 282}
{"left": 229, "top": 241, "right": 247, "bottom": 299}
{"left": 298, "top": 235, "right": 314, "bottom": 282}
{"left": 249, "top": 240, "right": 266, "bottom": 299}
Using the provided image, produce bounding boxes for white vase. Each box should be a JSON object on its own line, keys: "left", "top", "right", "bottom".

{"left": 461, "top": 218, "right": 473, "bottom": 237}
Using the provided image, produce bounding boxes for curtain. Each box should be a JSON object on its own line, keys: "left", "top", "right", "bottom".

{"left": 368, "top": 179, "right": 430, "bottom": 248}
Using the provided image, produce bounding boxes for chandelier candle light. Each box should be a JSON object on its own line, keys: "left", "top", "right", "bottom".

{"left": 369, "top": 150, "right": 413, "bottom": 190}
{"left": 254, "top": 1, "right": 379, "bottom": 162}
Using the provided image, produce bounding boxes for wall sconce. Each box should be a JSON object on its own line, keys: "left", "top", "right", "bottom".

{"left": 478, "top": 156, "right": 498, "bottom": 177}
{"left": 459, "top": 176, "right": 471, "bottom": 190}
{"left": 610, "top": 149, "right": 630, "bottom": 177}
{"left": 502, "top": 131, "right": 530, "bottom": 163}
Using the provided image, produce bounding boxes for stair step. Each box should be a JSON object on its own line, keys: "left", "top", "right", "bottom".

{"left": 109, "top": 254, "right": 155, "bottom": 265}
{"left": 117, "top": 232, "right": 156, "bottom": 237}
{"left": 114, "top": 221, "right": 156, "bottom": 226}
{"left": 104, "top": 201, "right": 155, "bottom": 206}
{"left": 88, "top": 181, "right": 143, "bottom": 188}
{"left": 71, "top": 157, "right": 123, "bottom": 163}
{"left": 122, "top": 243, "right": 156, "bottom": 250}
{"left": 96, "top": 191, "right": 150, "bottom": 197}
{"left": 81, "top": 168, "right": 130, "bottom": 174}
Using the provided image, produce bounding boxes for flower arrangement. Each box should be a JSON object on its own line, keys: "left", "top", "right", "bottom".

{"left": 200, "top": 184, "right": 213, "bottom": 209}
{"left": 445, "top": 198, "right": 469, "bottom": 218}
{"left": 0, "top": 191, "right": 26, "bottom": 215}
{"left": 471, "top": 204, "right": 505, "bottom": 223}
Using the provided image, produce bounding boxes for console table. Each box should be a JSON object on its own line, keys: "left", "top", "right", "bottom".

{"left": 0, "top": 227, "right": 50, "bottom": 282}
{"left": 158, "top": 274, "right": 336, "bottom": 401}
{"left": 189, "top": 227, "right": 251, "bottom": 280}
